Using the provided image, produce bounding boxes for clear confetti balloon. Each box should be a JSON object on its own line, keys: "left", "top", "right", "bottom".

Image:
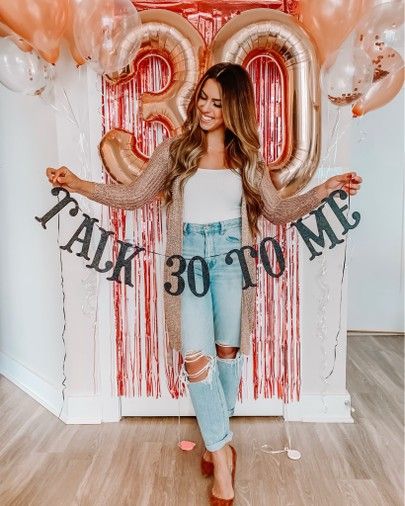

{"left": 73, "top": 0, "right": 142, "bottom": 76}
{"left": 321, "top": 34, "right": 374, "bottom": 106}
{"left": 358, "top": 0, "right": 404, "bottom": 55}
{"left": 0, "top": 36, "right": 54, "bottom": 95}
{"left": 357, "top": 0, "right": 404, "bottom": 82}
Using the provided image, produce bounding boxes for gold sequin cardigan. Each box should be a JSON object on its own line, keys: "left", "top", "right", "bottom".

{"left": 88, "top": 136, "right": 326, "bottom": 356}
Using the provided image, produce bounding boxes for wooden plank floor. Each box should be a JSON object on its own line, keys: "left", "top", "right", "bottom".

{"left": 0, "top": 334, "right": 403, "bottom": 506}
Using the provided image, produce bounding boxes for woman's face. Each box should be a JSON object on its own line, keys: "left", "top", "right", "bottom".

{"left": 196, "top": 78, "right": 224, "bottom": 132}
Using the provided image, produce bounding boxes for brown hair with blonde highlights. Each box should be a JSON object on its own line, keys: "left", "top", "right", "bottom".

{"left": 161, "top": 62, "right": 266, "bottom": 237}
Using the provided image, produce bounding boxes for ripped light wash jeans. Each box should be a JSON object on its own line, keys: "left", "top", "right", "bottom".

{"left": 179, "top": 217, "right": 244, "bottom": 452}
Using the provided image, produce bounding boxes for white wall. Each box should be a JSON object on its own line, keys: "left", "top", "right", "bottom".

{"left": 348, "top": 89, "right": 404, "bottom": 333}
{"left": 0, "top": 82, "right": 65, "bottom": 410}
{"left": 0, "top": 50, "right": 108, "bottom": 421}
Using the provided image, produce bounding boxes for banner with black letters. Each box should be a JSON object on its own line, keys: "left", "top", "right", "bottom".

{"left": 35, "top": 187, "right": 360, "bottom": 295}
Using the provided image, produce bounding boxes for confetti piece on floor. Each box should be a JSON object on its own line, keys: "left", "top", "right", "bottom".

{"left": 178, "top": 440, "right": 196, "bottom": 451}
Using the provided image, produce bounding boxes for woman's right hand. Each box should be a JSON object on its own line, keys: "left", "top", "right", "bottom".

{"left": 46, "top": 166, "right": 82, "bottom": 193}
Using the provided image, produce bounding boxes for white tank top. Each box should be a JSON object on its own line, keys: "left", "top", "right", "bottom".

{"left": 182, "top": 168, "right": 242, "bottom": 223}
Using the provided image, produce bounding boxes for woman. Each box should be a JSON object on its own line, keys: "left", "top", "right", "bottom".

{"left": 46, "top": 62, "right": 362, "bottom": 505}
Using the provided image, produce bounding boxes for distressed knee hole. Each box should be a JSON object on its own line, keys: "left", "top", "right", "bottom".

{"left": 216, "top": 344, "right": 240, "bottom": 359}
{"left": 184, "top": 351, "right": 212, "bottom": 383}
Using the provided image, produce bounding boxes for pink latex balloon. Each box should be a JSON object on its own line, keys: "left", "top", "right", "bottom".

{"left": 0, "top": 0, "right": 69, "bottom": 64}
{"left": 64, "top": 0, "right": 86, "bottom": 67}
{"left": 299, "top": 0, "right": 364, "bottom": 64}
{"left": 73, "top": 0, "right": 142, "bottom": 75}
{"left": 352, "top": 66, "right": 404, "bottom": 116}
{"left": 0, "top": 19, "right": 31, "bottom": 53}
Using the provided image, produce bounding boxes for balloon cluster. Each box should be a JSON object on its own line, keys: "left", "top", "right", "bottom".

{"left": 0, "top": 0, "right": 402, "bottom": 114}
{"left": 0, "top": 0, "right": 142, "bottom": 95}
{"left": 299, "top": 0, "right": 404, "bottom": 116}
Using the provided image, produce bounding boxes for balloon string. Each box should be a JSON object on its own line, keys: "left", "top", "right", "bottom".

{"left": 317, "top": 250, "right": 330, "bottom": 414}
{"left": 317, "top": 106, "right": 343, "bottom": 182}
{"left": 53, "top": 192, "right": 101, "bottom": 419}
{"left": 40, "top": 70, "right": 94, "bottom": 186}
{"left": 278, "top": 396, "right": 302, "bottom": 460}
{"left": 40, "top": 87, "right": 77, "bottom": 127}
{"left": 55, "top": 204, "right": 68, "bottom": 420}
{"left": 315, "top": 103, "right": 351, "bottom": 413}
{"left": 323, "top": 193, "right": 351, "bottom": 380}
{"left": 316, "top": 101, "right": 357, "bottom": 387}
{"left": 41, "top": 74, "right": 100, "bottom": 414}
{"left": 176, "top": 362, "right": 186, "bottom": 449}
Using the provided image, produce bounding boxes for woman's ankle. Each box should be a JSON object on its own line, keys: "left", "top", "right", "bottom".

{"left": 203, "top": 448, "right": 212, "bottom": 460}
{"left": 211, "top": 444, "right": 230, "bottom": 462}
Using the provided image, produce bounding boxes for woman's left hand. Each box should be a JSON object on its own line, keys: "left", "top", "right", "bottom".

{"left": 323, "top": 171, "right": 363, "bottom": 198}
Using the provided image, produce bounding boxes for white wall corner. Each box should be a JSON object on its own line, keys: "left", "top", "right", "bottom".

{"left": 0, "top": 350, "right": 121, "bottom": 425}
{"left": 0, "top": 350, "right": 62, "bottom": 420}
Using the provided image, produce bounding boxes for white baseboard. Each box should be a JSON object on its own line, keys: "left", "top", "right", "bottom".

{"left": 1, "top": 350, "right": 352, "bottom": 424}
{"left": 121, "top": 392, "right": 354, "bottom": 423}
{"left": 120, "top": 395, "right": 286, "bottom": 416}
{"left": 60, "top": 396, "right": 121, "bottom": 424}
{"left": 0, "top": 349, "right": 62, "bottom": 418}
{"left": 0, "top": 350, "right": 121, "bottom": 424}
{"left": 283, "top": 392, "right": 354, "bottom": 422}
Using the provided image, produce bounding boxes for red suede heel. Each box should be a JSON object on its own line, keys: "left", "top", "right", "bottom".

{"left": 201, "top": 454, "right": 214, "bottom": 477}
{"left": 209, "top": 445, "right": 236, "bottom": 505}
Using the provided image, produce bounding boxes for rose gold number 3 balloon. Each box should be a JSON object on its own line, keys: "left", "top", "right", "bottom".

{"left": 100, "top": 9, "right": 205, "bottom": 184}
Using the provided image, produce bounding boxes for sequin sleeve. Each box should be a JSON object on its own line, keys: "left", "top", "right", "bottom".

{"left": 88, "top": 136, "right": 174, "bottom": 210}
{"left": 259, "top": 161, "right": 327, "bottom": 225}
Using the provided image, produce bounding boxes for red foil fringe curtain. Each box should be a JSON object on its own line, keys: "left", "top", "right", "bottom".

{"left": 101, "top": 0, "right": 302, "bottom": 402}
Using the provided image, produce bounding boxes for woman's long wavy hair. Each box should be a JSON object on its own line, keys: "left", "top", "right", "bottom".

{"left": 161, "top": 62, "right": 266, "bottom": 238}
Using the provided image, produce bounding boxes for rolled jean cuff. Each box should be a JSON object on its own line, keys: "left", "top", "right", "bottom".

{"left": 205, "top": 430, "right": 234, "bottom": 452}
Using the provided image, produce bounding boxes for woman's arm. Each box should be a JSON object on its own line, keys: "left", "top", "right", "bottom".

{"left": 259, "top": 165, "right": 328, "bottom": 225}
{"left": 78, "top": 136, "right": 174, "bottom": 210}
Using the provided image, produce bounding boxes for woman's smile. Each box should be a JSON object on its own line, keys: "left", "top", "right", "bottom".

{"left": 196, "top": 78, "right": 225, "bottom": 131}
{"left": 200, "top": 113, "right": 214, "bottom": 122}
